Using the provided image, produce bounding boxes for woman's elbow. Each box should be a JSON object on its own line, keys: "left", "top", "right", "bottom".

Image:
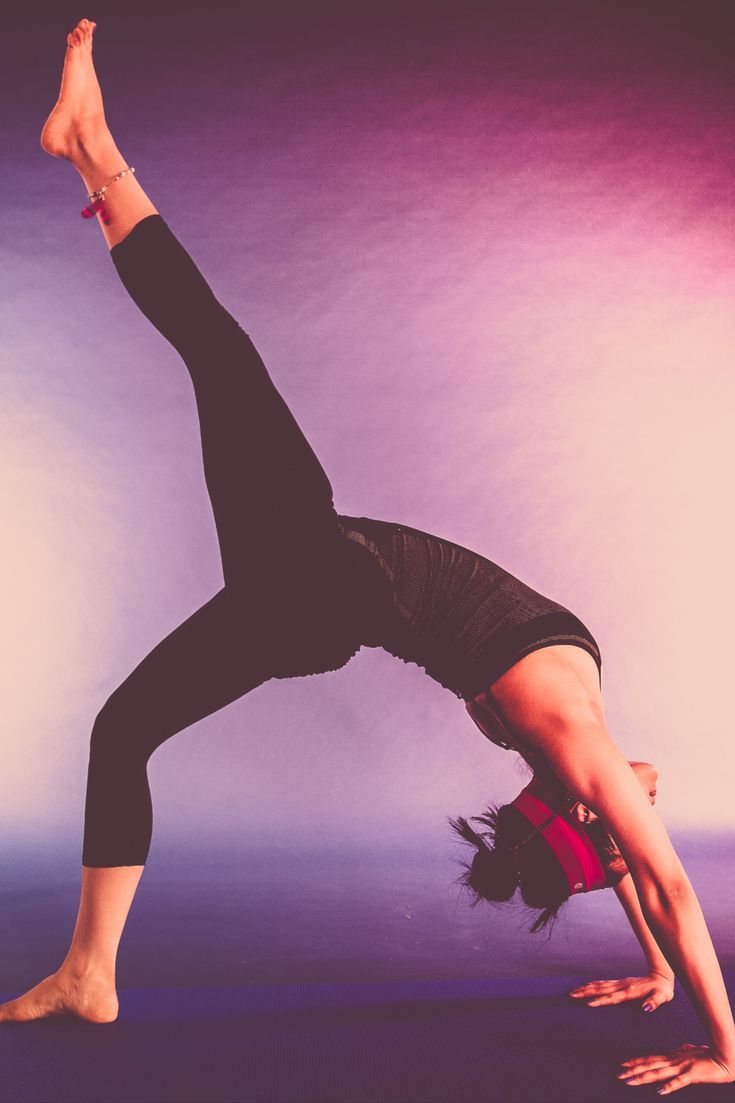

{"left": 637, "top": 868, "right": 693, "bottom": 913}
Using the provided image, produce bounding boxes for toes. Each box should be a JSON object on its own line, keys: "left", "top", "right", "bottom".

{"left": 69, "top": 19, "right": 95, "bottom": 45}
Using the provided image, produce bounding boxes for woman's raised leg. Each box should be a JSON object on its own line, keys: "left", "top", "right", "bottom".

{"left": 40, "top": 18, "right": 343, "bottom": 612}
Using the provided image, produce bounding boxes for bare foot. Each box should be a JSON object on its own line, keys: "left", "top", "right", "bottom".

{"left": 0, "top": 966, "right": 119, "bottom": 1025}
{"left": 41, "top": 18, "right": 109, "bottom": 161}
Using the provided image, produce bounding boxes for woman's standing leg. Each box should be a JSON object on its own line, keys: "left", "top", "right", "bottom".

{"left": 0, "top": 588, "right": 270, "bottom": 1024}
{"left": 1, "top": 18, "right": 325, "bottom": 1025}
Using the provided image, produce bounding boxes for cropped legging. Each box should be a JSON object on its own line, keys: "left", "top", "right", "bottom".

{"left": 82, "top": 213, "right": 604, "bottom": 866}
{"left": 82, "top": 214, "right": 365, "bottom": 866}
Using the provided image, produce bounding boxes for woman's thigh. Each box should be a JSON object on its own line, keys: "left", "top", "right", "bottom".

{"left": 110, "top": 215, "right": 342, "bottom": 598}
{"left": 95, "top": 586, "right": 272, "bottom": 759}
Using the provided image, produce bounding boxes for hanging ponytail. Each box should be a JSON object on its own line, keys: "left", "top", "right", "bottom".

{"left": 448, "top": 805, "right": 521, "bottom": 902}
{"left": 448, "top": 800, "right": 571, "bottom": 937}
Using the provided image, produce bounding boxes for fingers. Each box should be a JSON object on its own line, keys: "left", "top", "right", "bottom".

{"left": 624, "top": 1069, "right": 679, "bottom": 1089}
{"left": 621, "top": 1065, "right": 691, "bottom": 1092}
{"left": 621, "top": 1045, "right": 700, "bottom": 1069}
{"left": 620, "top": 1054, "right": 672, "bottom": 1071}
{"left": 587, "top": 990, "right": 641, "bottom": 1006}
{"left": 568, "top": 978, "right": 619, "bottom": 996}
{"left": 657, "top": 1073, "right": 692, "bottom": 1094}
{"left": 582, "top": 983, "right": 626, "bottom": 1006}
{"left": 568, "top": 974, "right": 672, "bottom": 1010}
{"left": 618, "top": 1048, "right": 707, "bottom": 1092}
{"left": 569, "top": 979, "right": 638, "bottom": 1006}
{"left": 618, "top": 1057, "right": 676, "bottom": 1086}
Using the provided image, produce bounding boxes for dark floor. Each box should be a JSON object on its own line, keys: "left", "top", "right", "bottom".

{"left": 1, "top": 834, "right": 733, "bottom": 1102}
{"left": 1, "top": 973, "right": 732, "bottom": 1103}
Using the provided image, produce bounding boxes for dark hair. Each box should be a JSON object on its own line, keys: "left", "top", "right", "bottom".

{"left": 448, "top": 796, "right": 628, "bottom": 938}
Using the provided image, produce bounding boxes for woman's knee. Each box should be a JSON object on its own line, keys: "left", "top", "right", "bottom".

{"left": 89, "top": 690, "right": 154, "bottom": 764}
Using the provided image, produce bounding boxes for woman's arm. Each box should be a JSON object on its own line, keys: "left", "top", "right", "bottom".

{"left": 579, "top": 762, "right": 672, "bottom": 978}
{"left": 568, "top": 873, "right": 676, "bottom": 1011}
{"left": 614, "top": 871, "right": 675, "bottom": 982}
{"left": 605, "top": 764, "right": 673, "bottom": 980}
{"left": 610, "top": 767, "right": 675, "bottom": 982}
{"left": 536, "top": 721, "right": 735, "bottom": 1082}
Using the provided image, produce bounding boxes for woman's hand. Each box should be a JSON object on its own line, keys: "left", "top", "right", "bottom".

{"left": 568, "top": 969, "right": 674, "bottom": 1011}
{"left": 618, "top": 1042, "right": 734, "bottom": 1093}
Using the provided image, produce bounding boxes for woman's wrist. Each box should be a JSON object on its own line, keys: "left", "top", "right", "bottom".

{"left": 711, "top": 1050, "right": 735, "bottom": 1076}
{"left": 712, "top": 1038, "right": 735, "bottom": 1064}
{"left": 648, "top": 964, "right": 675, "bottom": 982}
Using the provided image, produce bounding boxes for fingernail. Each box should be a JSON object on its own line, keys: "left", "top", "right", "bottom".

{"left": 643, "top": 1003, "right": 653, "bottom": 1012}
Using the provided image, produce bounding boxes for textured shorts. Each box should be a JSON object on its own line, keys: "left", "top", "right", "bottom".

{"left": 337, "top": 514, "right": 603, "bottom": 702}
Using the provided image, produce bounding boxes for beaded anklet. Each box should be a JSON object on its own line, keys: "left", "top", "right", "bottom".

{"left": 81, "top": 165, "right": 136, "bottom": 223}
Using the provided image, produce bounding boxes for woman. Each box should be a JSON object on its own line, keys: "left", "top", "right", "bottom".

{"left": 2, "top": 17, "right": 732, "bottom": 1094}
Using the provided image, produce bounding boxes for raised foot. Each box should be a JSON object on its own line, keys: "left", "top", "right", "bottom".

{"left": 0, "top": 968, "right": 119, "bottom": 1025}
{"left": 41, "top": 18, "right": 109, "bottom": 161}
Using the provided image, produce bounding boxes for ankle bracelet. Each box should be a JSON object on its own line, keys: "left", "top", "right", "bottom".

{"left": 81, "top": 166, "right": 136, "bottom": 223}
{"left": 86, "top": 166, "right": 135, "bottom": 202}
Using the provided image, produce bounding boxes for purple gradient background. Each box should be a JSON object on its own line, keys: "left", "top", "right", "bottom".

{"left": 2, "top": 0, "right": 735, "bottom": 953}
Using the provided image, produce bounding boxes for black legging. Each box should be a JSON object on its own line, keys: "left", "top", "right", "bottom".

{"left": 82, "top": 214, "right": 377, "bottom": 866}
{"left": 81, "top": 213, "right": 603, "bottom": 866}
